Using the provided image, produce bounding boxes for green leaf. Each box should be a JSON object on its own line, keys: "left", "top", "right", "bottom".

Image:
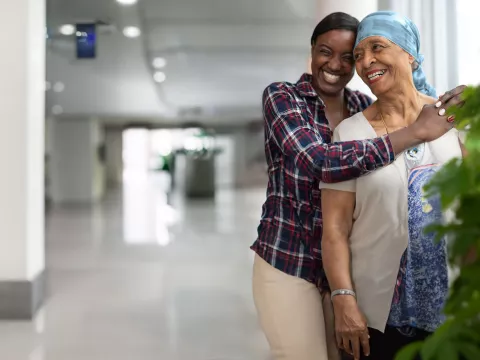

{"left": 456, "top": 342, "right": 480, "bottom": 360}
{"left": 457, "top": 325, "right": 480, "bottom": 345}
{"left": 394, "top": 341, "right": 423, "bottom": 360}
{"left": 437, "top": 341, "right": 459, "bottom": 360}
{"left": 421, "top": 334, "right": 444, "bottom": 360}
{"left": 449, "top": 298, "right": 480, "bottom": 324}
{"left": 419, "top": 321, "right": 456, "bottom": 360}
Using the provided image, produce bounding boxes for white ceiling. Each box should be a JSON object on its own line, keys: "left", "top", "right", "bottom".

{"left": 46, "top": 0, "right": 317, "bottom": 124}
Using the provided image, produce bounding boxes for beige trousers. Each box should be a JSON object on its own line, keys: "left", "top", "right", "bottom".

{"left": 252, "top": 255, "right": 340, "bottom": 360}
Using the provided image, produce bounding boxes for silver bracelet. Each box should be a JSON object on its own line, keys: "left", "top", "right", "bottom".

{"left": 330, "top": 289, "right": 356, "bottom": 301}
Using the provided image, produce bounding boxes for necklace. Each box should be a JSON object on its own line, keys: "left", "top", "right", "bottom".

{"left": 378, "top": 111, "right": 424, "bottom": 170}
{"left": 378, "top": 111, "right": 391, "bottom": 135}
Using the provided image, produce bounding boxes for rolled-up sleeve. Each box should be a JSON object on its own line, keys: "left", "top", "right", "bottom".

{"left": 263, "top": 83, "right": 394, "bottom": 183}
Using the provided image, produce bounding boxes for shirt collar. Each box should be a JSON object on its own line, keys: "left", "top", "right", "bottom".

{"left": 344, "top": 89, "right": 364, "bottom": 115}
{"left": 295, "top": 73, "right": 367, "bottom": 115}
{"left": 295, "top": 73, "right": 318, "bottom": 98}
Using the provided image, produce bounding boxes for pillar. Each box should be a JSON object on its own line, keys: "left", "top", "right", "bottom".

{"left": 50, "top": 118, "right": 106, "bottom": 204}
{"left": 105, "top": 128, "right": 124, "bottom": 188}
{"left": 0, "top": 0, "right": 46, "bottom": 319}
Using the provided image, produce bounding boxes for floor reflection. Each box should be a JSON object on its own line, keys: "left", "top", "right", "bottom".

{"left": 0, "top": 175, "right": 270, "bottom": 359}
{"left": 122, "top": 171, "right": 177, "bottom": 246}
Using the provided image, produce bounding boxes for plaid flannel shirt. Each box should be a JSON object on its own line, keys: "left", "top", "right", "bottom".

{"left": 251, "top": 73, "right": 395, "bottom": 288}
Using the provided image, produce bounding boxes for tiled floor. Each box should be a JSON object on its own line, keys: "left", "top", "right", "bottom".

{"left": 0, "top": 174, "right": 270, "bottom": 359}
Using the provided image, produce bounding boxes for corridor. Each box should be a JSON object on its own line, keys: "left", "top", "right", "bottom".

{"left": 0, "top": 176, "right": 270, "bottom": 360}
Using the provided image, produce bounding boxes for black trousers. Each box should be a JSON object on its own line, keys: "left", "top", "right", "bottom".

{"left": 342, "top": 326, "right": 431, "bottom": 360}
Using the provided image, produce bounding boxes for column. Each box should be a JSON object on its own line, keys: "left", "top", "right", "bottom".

{"left": 50, "top": 118, "right": 106, "bottom": 204}
{"left": 232, "top": 130, "right": 248, "bottom": 188}
{"left": 105, "top": 128, "right": 124, "bottom": 188}
{"left": 0, "top": 0, "right": 46, "bottom": 319}
{"left": 316, "top": 0, "right": 379, "bottom": 98}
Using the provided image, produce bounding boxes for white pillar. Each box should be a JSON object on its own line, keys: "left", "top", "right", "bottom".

{"left": 50, "top": 118, "right": 106, "bottom": 204}
{"left": 105, "top": 128, "right": 124, "bottom": 188}
{"left": 316, "top": 0, "right": 379, "bottom": 98}
{"left": 0, "top": 0, "right": 46, "bottom": 319}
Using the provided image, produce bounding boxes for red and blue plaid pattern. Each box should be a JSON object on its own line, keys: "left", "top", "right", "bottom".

{"left": 251, "top": 73, "right": 394, "bottom": 288}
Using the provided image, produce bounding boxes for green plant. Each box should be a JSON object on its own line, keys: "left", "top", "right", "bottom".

{"left": 396, "top": 85, "right": 480, "bottom": 360}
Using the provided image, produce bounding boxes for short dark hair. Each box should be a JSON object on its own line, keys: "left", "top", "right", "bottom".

{"left": 310, "top": 12, "right": 360, "bottom": 46}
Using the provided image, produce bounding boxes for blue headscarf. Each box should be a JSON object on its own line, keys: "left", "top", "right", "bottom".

{"left": 354, "top": 11, "right": 436, "bottom": 97}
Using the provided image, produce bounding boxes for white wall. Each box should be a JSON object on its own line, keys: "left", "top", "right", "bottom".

{"left": 51, "top": 118, "right": 106, "bottom": 204}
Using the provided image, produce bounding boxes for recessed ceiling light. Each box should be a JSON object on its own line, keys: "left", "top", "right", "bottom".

{"left": 123, "top": 26, "right": 141, "bottom": 38}
{"left": 153, "top": 71, "right": 166, "bottom": 83}
{"left": 59, "top": 24, "right": 75, "bottom": 36}
{"left": 153, "top": 57, "right": 167, "bottom": 68}
{"left": 52, "top": 105, "right": 63, "bottom": 115}
{"left": 116, "top": 0, "right": 138, "bottom": 5}
{"left": 53, "top": 82, "right": 65, "bottom": 92}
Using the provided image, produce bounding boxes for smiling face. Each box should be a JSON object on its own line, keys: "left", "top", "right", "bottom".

{"left": 353, "top": 36, "right": 415, "bottom": 96}
{"left": 310, "top": 29, "right": 356, "bottom": 97}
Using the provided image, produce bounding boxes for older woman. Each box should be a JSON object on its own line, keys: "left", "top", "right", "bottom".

{"left": 319, "top": 11, "right": 466, "bottom": 360}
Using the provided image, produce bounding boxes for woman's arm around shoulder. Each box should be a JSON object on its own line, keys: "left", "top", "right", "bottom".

{"left": 262, "top": 82, "right": 394, "bottom": 183}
